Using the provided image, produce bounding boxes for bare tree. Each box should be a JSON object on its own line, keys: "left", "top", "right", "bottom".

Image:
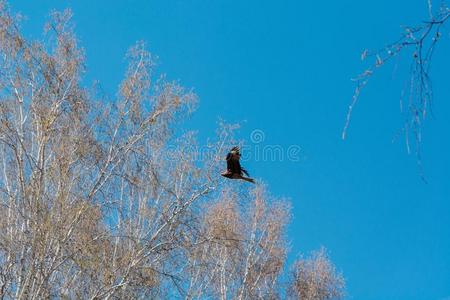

{"left": 185, "top": 186, "right": 290, "bottom": 300}
{"left": 288, "top": 248, "right": 345, "bottom": 300}
{"left": 0, "top": 2, "right": 345, "bottom": 299}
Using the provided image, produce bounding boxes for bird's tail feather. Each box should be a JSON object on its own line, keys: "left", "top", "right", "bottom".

{"left": 241, "top": 176, "right": 255, "bottom": 184}
{"left": 241, "top": 168, "right": 250, "bottom": 177}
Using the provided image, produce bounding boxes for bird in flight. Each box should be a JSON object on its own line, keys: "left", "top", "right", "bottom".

{"left": 221, "top": 146, "right": 255, "bottom": 183}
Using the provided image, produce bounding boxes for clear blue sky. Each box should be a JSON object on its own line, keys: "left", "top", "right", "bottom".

{"left": 10, "top": 1, "right": 450, "bottom": 299}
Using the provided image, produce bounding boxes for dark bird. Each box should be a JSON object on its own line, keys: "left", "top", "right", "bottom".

{"left": 221, "top": 146, "right": 255, "bottom": 183}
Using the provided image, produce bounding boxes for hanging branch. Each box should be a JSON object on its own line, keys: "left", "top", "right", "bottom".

{"left": 342, "top": 2, "right": 449, "bottom": 179}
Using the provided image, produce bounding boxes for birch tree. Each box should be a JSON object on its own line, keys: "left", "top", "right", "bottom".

{"left": 0, "top": 2, "right": 345, "bottom": 299}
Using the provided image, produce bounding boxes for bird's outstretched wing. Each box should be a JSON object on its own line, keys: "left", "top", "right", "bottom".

{"left": 226, "top": 147, "right": 243, "bottom": 174}
{"left": 226, "top": 152, "right": 234, "bottom": 172}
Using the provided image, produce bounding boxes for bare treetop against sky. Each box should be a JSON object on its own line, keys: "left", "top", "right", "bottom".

{"left": 2, "top": 0, "right": 450, "bottom": 299}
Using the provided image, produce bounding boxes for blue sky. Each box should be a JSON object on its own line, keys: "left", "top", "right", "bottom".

{"left": 10, "top": 1, "right": 450, "bottom": 299}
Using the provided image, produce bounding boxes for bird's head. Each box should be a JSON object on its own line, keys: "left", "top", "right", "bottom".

{"left": 230, "top": 146, "right": 240, "bottom": 155}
